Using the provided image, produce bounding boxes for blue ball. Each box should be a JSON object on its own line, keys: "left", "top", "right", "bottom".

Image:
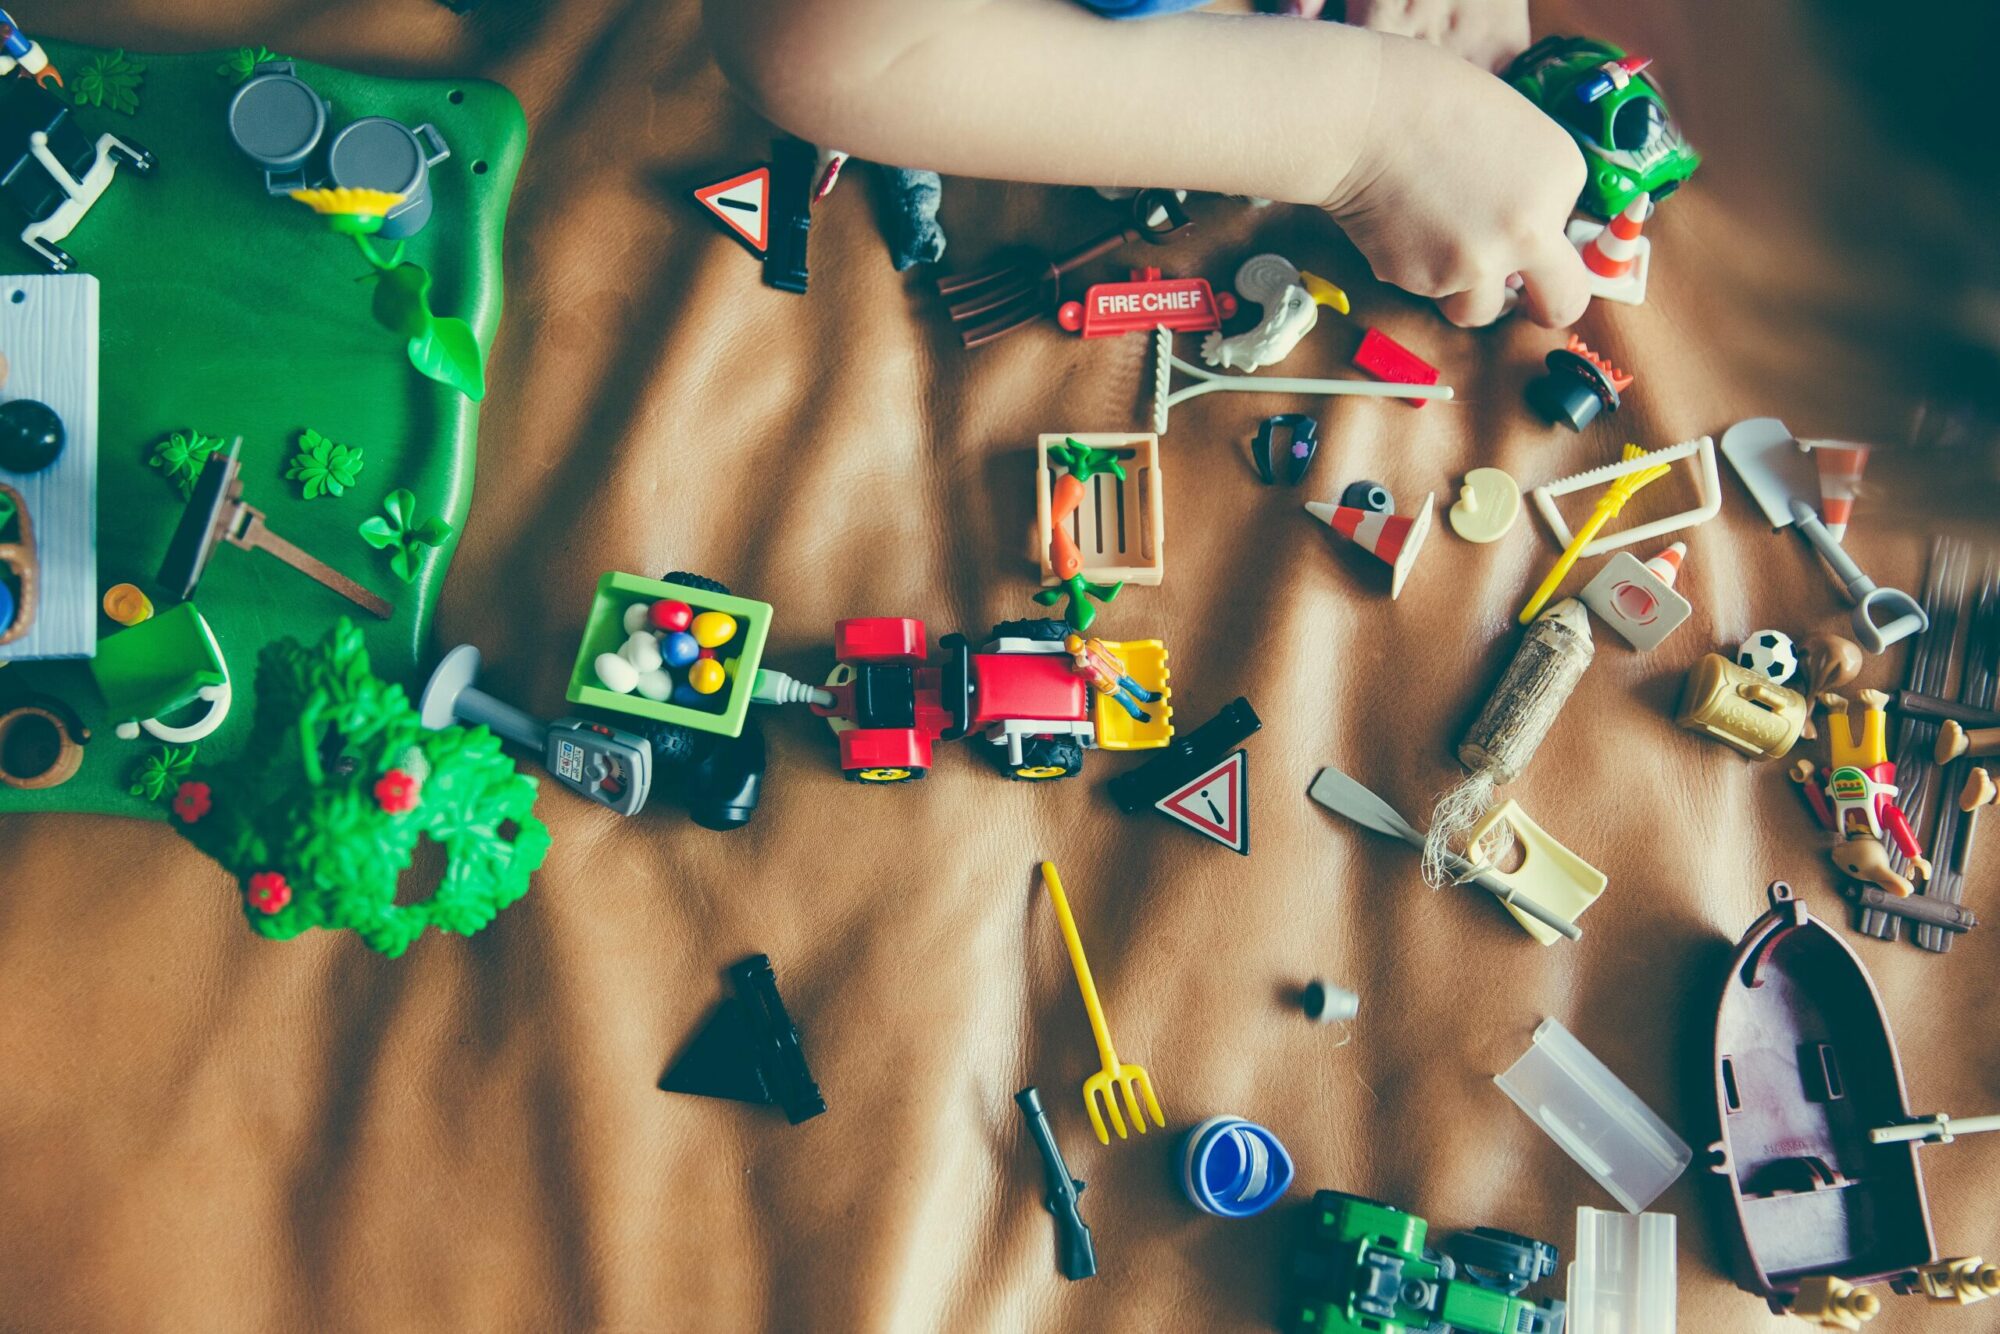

{"left": 0, "top": 580, "right": 12, "bottom": 633}
{"left": 662, "top": 631, "right": 700, "bottom": 668}
{"left": 670, "top": 681, "right": 706, "bottom": 708}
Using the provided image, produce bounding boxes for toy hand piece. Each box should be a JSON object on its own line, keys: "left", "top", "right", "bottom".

{"left": 1789, "top": 759, "right": 1817, "bottom": 785}
{"left": 1911, "top": 854, "right": 1933, "bottom": 882}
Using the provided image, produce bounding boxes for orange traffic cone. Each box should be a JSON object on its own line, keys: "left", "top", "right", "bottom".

{"left": 1807, "top": 443, "right": 1870, "bottom": 542}
{"left": 1567, "top": 193, "right": 1651, "bottom": 305}
{"left": 1644, "top": 541, "right": 1685, "bottom": 588}
{"left": 1305, "top": 493, "right": 1435, "bottom": 599}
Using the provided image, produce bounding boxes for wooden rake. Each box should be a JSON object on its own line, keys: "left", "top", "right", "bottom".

{"left": 1040, "top": 860, "right": 1164, "bottom": 1144}
{"left": 1150, "top": 326, "right": 1453, "bottom": 434}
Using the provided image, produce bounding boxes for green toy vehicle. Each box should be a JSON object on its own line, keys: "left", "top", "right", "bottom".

{"left": 1287, "top": 1191, "right": 1566, "bottom": 1334}
{"left": 1506, "top": 36, "right": 1699, "bottom": 220}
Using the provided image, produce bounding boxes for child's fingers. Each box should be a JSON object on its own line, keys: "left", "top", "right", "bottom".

{"left": 1438, "top": 284, "right": 1510, "bottom": 329}
{"left": 1515, "top": 241, "right": 1592, "bottom": 329}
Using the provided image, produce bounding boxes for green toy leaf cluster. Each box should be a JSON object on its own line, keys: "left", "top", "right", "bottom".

{"left": 171, "top": 619, "right": 550, "bottom": 958}
{"left": 150, "top": 430, "right": 227, "bottom": 499}
{"left": 128, "top": 745, "right": 198, "bottom": 803}
{"left": 285, "top": 428, "right": 365, "bottom": 500}
{"left": 365, "top": 259, "right": 488, "bottom": 402}
{"left": 217, "top": 47, "right": 285, "bottom": 84}
{"left": 71, "top": 50, "right": 146, "bottom": 115}
{"left": 359, "top": 489, "right": 453, "bottom": 584}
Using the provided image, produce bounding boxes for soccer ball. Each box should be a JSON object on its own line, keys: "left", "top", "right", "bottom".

{"left": 1737, "top": 630, "right": 1799, "bottom": 682}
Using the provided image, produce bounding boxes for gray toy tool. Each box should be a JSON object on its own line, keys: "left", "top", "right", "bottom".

{"left": 422, "top": 644, "right": 653, "bottom": 815}
{"left": 1307, "top": 766, "right": 1582, "bottom": 941}
{"left": 1788, "top": 500, "right": 1928, "bottom": 653}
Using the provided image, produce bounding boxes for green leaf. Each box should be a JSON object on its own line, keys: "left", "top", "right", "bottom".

{"left": 370, "top": 264, "right": 434, "bottom": 340}
{"left": 72, "top": 50, "right": 146, "bottom": 115}
{"left": 150, "top": 430, "right": 225, "bottom": 499}
{"left": 217, "top": 46, "right": 283, "bottom": 84}
{"left": 127, "top": 744, "right": 197, "bottom": 802}
{"left": 358, "top": 516, "right": 397, "bottom": 550}
{"left": 285, "top": 429, "right": 364, "bottom": 501}
{"left": 383, "top": 489, "right": 414, "bottom": 529}
{"left": 390, "top": 545, "right": 422, "bottom": 584}
{"left": 409, "top": 317, "right": 487, "bottom": 402}
{"left": 410, "top": 517, "right": 454, "bottom": 546}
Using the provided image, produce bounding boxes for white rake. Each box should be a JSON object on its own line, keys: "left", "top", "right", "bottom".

{"left": 1149, "top": 326, "right": 1454, "bottom": 434}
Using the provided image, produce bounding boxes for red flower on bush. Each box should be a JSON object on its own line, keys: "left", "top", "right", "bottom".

{"left": 374, "top": 769, "right": 421, "bottom": 814}
{"left": 171, "top": 781, "right": 212, "bottom": 823}
{"left": 247, "top": 871, "right": 292, "bottom": 915}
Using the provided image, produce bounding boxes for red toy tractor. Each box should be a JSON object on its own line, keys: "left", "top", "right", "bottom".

{"left": 811, "top": 616, "right": 1172, "bottom": 783}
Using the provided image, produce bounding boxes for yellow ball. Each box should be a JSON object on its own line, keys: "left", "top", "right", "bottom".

{"left": 690, "top": 611, "right": 737, "bottom": 648}
{"left": 689, "top": 658, "right": 727, "bottom": 695}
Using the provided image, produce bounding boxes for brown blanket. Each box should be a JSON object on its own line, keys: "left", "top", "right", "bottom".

{"left": 6, "top": 1, "right": 1997, "bottom": 1329}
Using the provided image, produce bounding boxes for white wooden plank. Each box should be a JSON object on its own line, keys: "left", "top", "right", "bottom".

{"left": 0, "top": 274, "right": 98, "bottom": 660}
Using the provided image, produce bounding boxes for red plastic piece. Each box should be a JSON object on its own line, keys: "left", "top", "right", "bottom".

{"left": 247, "top": 871, "right": 292, "bottom": 915}
{"left": 373, "top": 770, "right": 421, "bottom": 814}
{"left": 1352, "top": 329, "right": 1441, "bottom": 409}
{"left": 171, "top": 780, "right": 211, "bottom": 823}
{"left": 833, "top": 617, "right": 929, "bottom": 664}
{"left": 1056, "top": 268, "right": 1237, "bottom": 339}
{"left": 649, "top": 600, "right": 693, "bottom": 633}
{"left": 968, "top": 653, "right": 1088, "bottom": 726}
{"left": 839, "top": 726, "right": 936, "bottom": 775}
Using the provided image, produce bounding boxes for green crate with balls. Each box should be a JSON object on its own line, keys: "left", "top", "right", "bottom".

{"left": 566, "top": 572, "right": 774, "bottom": 737}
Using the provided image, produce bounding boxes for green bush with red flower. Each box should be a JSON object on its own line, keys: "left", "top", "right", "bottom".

{"left": 168, "top": 619, "right": 550, "bottom": 957}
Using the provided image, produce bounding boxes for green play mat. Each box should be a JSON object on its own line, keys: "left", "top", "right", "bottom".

{"left": 0, "top": 43, "right": 525, "bottom": 818}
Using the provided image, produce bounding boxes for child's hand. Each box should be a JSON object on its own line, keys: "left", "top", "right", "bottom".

{"left": 1324, "top": 34, "right": 1590, "bottom": 328}
{"left": 1341, "top": 0, "right": 1529, "bottom": 73}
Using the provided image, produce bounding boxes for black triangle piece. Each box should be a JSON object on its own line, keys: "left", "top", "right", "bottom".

{"left": 661, "top": 954, "right": 826, "bottom": 1124}
{"left": 662, "top": 998, "right": 774, "bottom": 1106}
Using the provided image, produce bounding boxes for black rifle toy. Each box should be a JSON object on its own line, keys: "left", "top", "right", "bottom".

{"left": 1015, "top": 1086, "right": 1096, "bottom": 1282}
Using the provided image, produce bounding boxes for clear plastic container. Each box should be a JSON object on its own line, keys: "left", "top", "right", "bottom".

{"left": 1495, "top": 1017, "right": 1692, "bottom": 1212}
{"left": 1567, "top": 1207, "right": 1677, "bottom": 1334}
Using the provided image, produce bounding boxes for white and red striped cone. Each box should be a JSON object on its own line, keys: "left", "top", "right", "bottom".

{"left": 1304, "top": 492, "right": 1434, "bottom": 599}
{"left": 1644, "top": 541, "right": 1686, "bottom": 588}
{"left": 1566, "top": 192, "right": 1652, "bottom": 306}
{"left": 1805, "top": 442, "right": 1870, "bottom": 542}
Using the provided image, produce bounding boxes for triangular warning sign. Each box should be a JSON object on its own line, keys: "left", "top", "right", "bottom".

{"left": 693, "top": 166, "right": 770, "bottom": 254}
{"left": 1155, "top": 749, "right": 1249, "bottom": 855}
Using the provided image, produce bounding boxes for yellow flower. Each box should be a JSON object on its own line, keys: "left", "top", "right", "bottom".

{"left": 288, "top": 186, "right": 407, "bottom": 218}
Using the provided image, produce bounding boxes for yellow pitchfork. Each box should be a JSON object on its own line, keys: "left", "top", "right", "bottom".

{"left": 1040, "top": 861, "right": 1165, "bottom": 1144}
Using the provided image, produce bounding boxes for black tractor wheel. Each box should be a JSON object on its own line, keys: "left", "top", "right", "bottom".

{"left": 988, "top": 617, "right": 1068, "bottom": 643}
{"left": 1002, "top": 735, "right": 1084, "bottom": 781}
{"left": 638, "top": 719, "right": 703, "bottom": 771}
{"left": 659, "top": 571, "right": 730, "bottom": 596}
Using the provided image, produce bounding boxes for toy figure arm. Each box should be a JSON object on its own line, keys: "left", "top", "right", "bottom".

{"left": 705, "top": 0, "right": 1592, "bottom": 327}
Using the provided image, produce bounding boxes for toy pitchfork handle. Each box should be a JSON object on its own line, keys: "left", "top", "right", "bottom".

{"left": 227, "top": 507, "right": 394, "bottom": 619}
{"left": 1040, "top": 862, "right": 1122, "bottom": 1073}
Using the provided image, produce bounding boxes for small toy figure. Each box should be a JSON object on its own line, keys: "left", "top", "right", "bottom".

{"left": 1065, "top": 632, "right": 1160, "bottom": 723}
{"left": 1791, "top": 690, "right": 1931, "bottom": 896}
{"left": 0, "top": 9, "right": 60, "bottom": 88}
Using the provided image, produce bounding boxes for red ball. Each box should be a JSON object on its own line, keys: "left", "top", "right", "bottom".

{"left": 649, "top": 600, "right": 693, "bottom": 632}
{"left": 698, "top": 646, "right": 716, "bottom": 660}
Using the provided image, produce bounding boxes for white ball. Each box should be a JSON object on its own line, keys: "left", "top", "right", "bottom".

{"left": 1737, "top": 629, "right": 1799, "bottom": 683}
{"left": 620, "top": 630, "right": 663, "bottom": 673}
{"left": 635, "top": 668, "right": 673, "bottom": 701}
{"left": 594, "top": 652, "right": 639, "bottom": 693}
{"left": 622, "top": 603, "right": 651, "bottom": 635}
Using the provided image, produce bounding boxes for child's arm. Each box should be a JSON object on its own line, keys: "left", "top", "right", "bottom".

{"left": 704, "top": 0, "right": 1589, "bottom": 327}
